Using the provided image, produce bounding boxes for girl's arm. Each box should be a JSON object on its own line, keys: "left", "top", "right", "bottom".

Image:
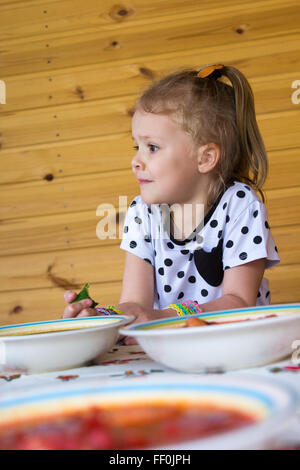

{"left": 199, "top": 258, "right": 266, "bottom": 312}
{"left": 115, "top": 251, "right": 176, "bottom": 323}
{"left": 117, "top": 251, "right": 155, "bottom": 309}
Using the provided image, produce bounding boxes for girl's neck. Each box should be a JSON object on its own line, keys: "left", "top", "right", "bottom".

{"left": 169, "top": 201, "right": 210, "bottom": 241}
{"left": 168, "top": 175, "right": 215, "bottom": 240}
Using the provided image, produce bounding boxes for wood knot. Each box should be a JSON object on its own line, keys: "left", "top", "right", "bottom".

{"left": 139, "top": 67, "right": 155, "bottom": 80}
{"left": 44, "top": 173, "right": 54, "bottom": 181}
{"left": 110, "top": 40, "right": 120, "bottom": 48}
{"left": 10, "top": 305, "right": 23, "bottom": 314}
{"left": 47, "top": 264, "right": 79, "bottom": 290}
{"left": 118, "top": 8, "right": 128, "bottom": 16}
{"left": 235, "top": 24, "right": 249, "bottom": 35}
{"left": 75, "top": 86, "right": 85, "bottom": 100}
{"left": 109, "top": 5, "right": 134, "bottom": 22}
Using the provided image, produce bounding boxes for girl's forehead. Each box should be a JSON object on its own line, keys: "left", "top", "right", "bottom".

{"left": 132, "top": 109, "right": 182, "bottom": 138}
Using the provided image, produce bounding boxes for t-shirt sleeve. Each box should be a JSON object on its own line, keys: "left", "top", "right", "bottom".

{"left": 222, "top": 199, "right": 280, "bottom": 270}
{"left": 120, "top": 197, "right": 154, "bottom": 266}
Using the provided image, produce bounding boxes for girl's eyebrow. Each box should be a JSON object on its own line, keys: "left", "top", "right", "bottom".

{"left": 132, "top": 134, "right": 162, "bottom": 142}
{"left": 132, "top": 134, "right": 151, "bottom": 140}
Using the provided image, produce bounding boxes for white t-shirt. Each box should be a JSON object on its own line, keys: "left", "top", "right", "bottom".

{"left": 120, "top": 181, "right": 280, "bottom": 309}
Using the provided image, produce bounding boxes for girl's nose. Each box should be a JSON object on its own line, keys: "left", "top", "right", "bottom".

{"left": 131, "top": 152, "right": 145, "bottom": 170}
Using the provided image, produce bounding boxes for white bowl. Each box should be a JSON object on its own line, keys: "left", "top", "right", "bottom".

{"left": 0, "top": 316, "right": 134, "bottom": 373}
{"left": 0, "top": 374, "right": 298, "bottom": 450}
{"left": 120, "top": 304, "right": 300, "bottom": 372}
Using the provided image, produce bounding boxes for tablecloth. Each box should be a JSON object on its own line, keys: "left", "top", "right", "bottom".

{"left": 1, "top": 345, "right": 300, "bottom": 450}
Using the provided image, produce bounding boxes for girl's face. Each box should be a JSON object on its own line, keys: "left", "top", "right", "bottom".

{"left": 131, "top": 109, "right": 201, "bottom": 205}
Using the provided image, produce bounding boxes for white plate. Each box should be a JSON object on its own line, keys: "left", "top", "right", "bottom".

{"left": 120, "top": 303, "right": 300, "bottom": 372}
{"left": 0, "top": 316, "right": 134, "bottom": 373}
{"left": 0, "top": 374, "right": 298, "bottom": 450}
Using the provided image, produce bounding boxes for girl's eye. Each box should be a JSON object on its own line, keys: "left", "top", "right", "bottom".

{"left": 148, "top": 144, "right": 159, "bottom": 152}
{"left": 133, "top": 144, "right": 159, "bottom": 153}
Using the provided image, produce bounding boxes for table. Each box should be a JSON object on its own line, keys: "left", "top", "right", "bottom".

{"left": 1, "top": 344, "right": 300, "bottom": 450}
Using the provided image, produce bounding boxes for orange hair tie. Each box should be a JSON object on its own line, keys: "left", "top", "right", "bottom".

{"left": 197, "top": 64, "right": 225, "bottom": 78}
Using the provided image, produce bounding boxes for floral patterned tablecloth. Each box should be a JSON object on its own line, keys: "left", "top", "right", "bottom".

{"left": 1, "top": 345, "right": 300, "bottom": 450}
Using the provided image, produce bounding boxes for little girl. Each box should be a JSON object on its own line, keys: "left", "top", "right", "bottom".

{"left": 63, "top": 64, "right": 280, "bottom": 325}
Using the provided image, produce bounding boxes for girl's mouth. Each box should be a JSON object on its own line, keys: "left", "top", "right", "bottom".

{"left": 138, "top": 180, "right": 153, "bottom": 184}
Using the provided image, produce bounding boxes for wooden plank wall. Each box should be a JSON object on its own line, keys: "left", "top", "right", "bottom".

{"left": 0, "top": 0, "right": 299, "bottom": 326}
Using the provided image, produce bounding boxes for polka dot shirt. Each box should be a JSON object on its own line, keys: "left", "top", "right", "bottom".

{"left": 120, "top": 181, "right": 280, "bottom": 309}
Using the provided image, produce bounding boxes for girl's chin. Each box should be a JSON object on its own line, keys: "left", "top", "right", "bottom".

{"left": 140, "top": 194, "right": 170, "bottom": 206}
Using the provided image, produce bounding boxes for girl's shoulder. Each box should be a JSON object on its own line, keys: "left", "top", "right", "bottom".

{"left": 127, "top": 195, "right": 162, "bottom": 218}
{"left": 219, "top": 180, "right": 265, "bottom": 222}
{"left": 127, "top": 195, "right": 150, "bottom": 212}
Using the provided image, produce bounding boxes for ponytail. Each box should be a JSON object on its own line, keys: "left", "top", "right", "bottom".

{"left": 221, "top": 66, "right": 268, "bottom": 203}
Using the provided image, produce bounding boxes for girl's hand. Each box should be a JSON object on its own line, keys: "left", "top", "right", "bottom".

{"left": 114, "top": 303, "right": 176, "bottom": 345}
{"left": 62, "top": 290, "right": 99, "bottom": 318}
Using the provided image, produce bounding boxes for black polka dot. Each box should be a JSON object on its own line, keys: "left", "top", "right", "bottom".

{"left": 253, "top": 236, "right": 262, "bottom": 244}
{"left": 237, "top": 190, "right": 246, "bottom": 198}
{"left": 130, "top": 200, "right": 137, "bottom": 207}
{"left": 181, "top": 250, "right": 189, "bottom": 255}
{"left": 189, "top": 253, "right": 193, "bottom": 261}
{"left": 257, "top": 291, "right": 261, "bottom": 298}
{"left": 177, "top": 271, "right": 184, "bottom": 278}
{"left": 226, "top": 240, "right": 234, "bottom": 248}
{"left": 144, "top": 258, "right": 152, "bottom": 264}
{"left": 266, "top": 291, "right": 270, "bottom": 298}
{"left": 134, "top": 216, "right": 142, "bottom": 224}
{"left": 188, "top": 276, "right": 196, "bottom": 283}
{"left": 218, "top": 230, "right": 223, "bottom": 238}
{"left": 201, "top": 289, "right": 208, "bottom": 297}
{"left": 244, "top": 185, "right": 251, "bottom": 191}
{"left": 223, "top": 202, "right": 227, "bottom": 210}
{"left": 154, "top": 250, "right": 157, "bottom": 256}
{"left": 158, "top": 267, "right": 164, "bottom": 275}
{"left": 265, "top": 221, "right": 270, "bottom": 229}
{"left": 224, "top": 266, "right": 230, "bottom": 270}
{"left": 253, "top": 210, "right": 258, "bottom": 218}
{"left": 148, "top": 207, "right": 152, "bottom": 214}
{"left": 210, "top": 219, "right": 218, "bottom": 228}
{"left": 226, "top": 215, "right": 230, "bottom": 223}
{"left": 239, "top": 252, "right": 248, "bottom": 260}
{"left": 157, "top": 293, "right": 160, "bottom": 300}
{"left": 144, "top": 235, "right": 151, "bottom": 242}
{"left": 241, "top": 226, "right": 249, "bottom": 234}
{"left": 178, "top": 292, "right": 184, "bottom": 299}
{"left": 167, "top": 242, "right": 174, "bottom": 249}
{"left": 164, "top": 258, "right": 173, "bottom": 267}
{"left": 129, "top": 241, "right": 137, "bottom": 249}
{"left": 124, "top": 226, "right": 128, "bottom": 233}
{"left": 275, "top": 245, "right": 278, "bottom": 253}
{"left": 196, "top": 235, "right": 203, "bottom": 244}
{"left": 164, "top": 285, "right": 172, "bottom": 293}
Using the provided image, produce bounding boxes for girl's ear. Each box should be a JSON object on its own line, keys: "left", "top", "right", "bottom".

{"left": 197, "top": 143, "right": 221, "bottom": 173}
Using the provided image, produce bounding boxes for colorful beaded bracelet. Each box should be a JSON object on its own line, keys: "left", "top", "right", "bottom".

{"left": 164, "top": 300, "right": 203, "bottom": 317}
{"left": 96, "top": 305, "right": 123, "bottom": 315}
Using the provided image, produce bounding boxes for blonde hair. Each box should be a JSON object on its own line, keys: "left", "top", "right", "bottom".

{"left": 135, "top": 66, "right": 268, "bottom": 209}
